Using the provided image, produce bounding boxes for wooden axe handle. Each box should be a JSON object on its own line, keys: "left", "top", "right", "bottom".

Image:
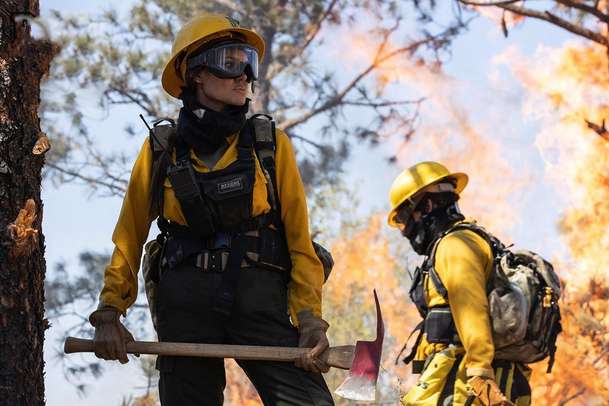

{"left": 64, "top": 337, "right": 355, "bottom": 370}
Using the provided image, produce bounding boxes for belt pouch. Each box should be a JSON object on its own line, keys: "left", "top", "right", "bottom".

{"left": 424, "top": 307, "right": 455, "bottom": 344}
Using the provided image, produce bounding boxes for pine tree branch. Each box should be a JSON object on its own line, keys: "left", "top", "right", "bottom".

{"left": 290, "top": 133, "right": 327, "bottom": 150}
{"left": 457, "top": 0, "right": 522, "bottom": 6}
{"left": 105, "top": 84, "right": 161, "bottom": 118}
{"left": 558, "top": 388, "right": 586, "bottom": 406}
{"left": 459, "top": 0, "right": 609, "bottom": 46}
{"left": 46, "top": 161, "right": 127, "bottom": 195}
{"left": 555, "top": 0, "right": 609, "bottom": 24}
{"left": 280, "top": 25, "right": 456, "bottom": 131}
{"left": 585, "top": 118, "right": 609, "bottom": 141}
{"left": 341, "top": 98, "right": 424, "bottom": 108}
{"left": 296, "top": 0, "right": 339, "bottom": 60}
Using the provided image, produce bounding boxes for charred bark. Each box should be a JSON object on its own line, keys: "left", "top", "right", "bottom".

{"left": 0, "top": 1, "right": 58, "bottom": 405}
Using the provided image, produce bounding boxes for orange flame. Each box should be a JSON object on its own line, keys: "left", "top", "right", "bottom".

{"left": 336, "top": 22, "right": 609, "bottom": 404}
{"left": 323, "top": 215, "right": 419, "bottom": 401}
{"left": 498, "top": 42, "right": 609, "bottom": 404}
{"left": 208, "top": 22, "right": 609, "bottom": 406}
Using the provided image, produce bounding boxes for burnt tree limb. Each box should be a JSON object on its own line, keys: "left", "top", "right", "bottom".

{"left": 0, "top": 0, "right": 59, "bottom": 405}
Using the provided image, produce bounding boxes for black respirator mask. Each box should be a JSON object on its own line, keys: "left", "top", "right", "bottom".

{"left": 400, "top": 192, "right": 464, "bottom": 255}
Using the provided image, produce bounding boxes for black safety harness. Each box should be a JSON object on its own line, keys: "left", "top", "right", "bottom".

{"left": 148, "top": 114, "right": 292, "bottom": 316}
{"left": 398, "top": 222, "right": 503, "bottom": 373}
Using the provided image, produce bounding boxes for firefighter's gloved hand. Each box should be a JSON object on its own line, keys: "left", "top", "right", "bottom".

{"left": 468, "top": 376, "right": 515, "bottom": 406}
{"left": 89, "top": 306, "right": 136, "bottom": 364}
{"left": 295, "top": 311, "right": 330, "bottom": 373}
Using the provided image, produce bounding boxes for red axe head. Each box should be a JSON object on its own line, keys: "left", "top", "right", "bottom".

{"left": 335, "top": 289, "right": 385, "bottom": 401}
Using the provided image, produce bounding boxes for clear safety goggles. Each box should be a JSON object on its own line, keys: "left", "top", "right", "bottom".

{"left": 187, "top": 43, "right": 259, "bottom": 81}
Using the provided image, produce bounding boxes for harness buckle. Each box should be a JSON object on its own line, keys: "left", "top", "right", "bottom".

{"left": 195, "top": 251, "right": 229, "bottom": 272}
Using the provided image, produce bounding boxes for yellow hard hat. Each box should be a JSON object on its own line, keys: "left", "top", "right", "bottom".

{"left": 161, "top": 14, "right": 266, "bottom": 99}
{"left": 387, "top": 161, "right": 468, "bottom": 227}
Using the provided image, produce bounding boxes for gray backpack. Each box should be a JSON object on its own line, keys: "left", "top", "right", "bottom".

{"left": 428, "top": 223, "right": 562, "bottom": 371}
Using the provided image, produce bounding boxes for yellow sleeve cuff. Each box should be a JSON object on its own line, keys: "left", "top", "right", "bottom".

{"left": 466, "top": 367, "right": 495, "bottom": 379}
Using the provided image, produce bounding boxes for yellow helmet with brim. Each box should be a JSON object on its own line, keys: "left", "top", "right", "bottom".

{"left": 387, "top": 161, "right": 468, "bottom": 228}
{"left": 162, "top": 14, "right": 265, "bottom": 99}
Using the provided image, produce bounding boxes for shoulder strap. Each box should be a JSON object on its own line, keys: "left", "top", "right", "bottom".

{"left": 149, "top": 121, "right": 177, "bottom": 221}
{"left": 427, "top": 222, "right": 500, "bottom": 299}
{"left": 149, "top": 122, "right": 176, "bottom": 159}
{"left": 250, "top": 114, "right": 281, "bottom": 216}
{"left": 450, "top": 222, "right": 504, "bottom": 254}
{"left": 426, "top": 234, "right": 449, "bottom": 299}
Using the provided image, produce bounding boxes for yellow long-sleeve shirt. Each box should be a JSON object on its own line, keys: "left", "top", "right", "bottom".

{"left": 415, "top": 226, "right": 495, "bottom": 378}
{"left": 99, "top": 127, "right": 324, "bottom": 324}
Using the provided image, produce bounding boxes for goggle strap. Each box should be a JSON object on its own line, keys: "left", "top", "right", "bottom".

{"left": 187, "top": 52, "right": 207, "bottom": 70}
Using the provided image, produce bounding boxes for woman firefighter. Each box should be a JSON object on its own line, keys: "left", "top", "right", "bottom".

{"left": 88, "top": 14, "right": 335, "bottom": 405}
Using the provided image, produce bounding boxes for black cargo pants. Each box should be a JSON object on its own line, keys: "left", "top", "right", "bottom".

{"left": 155, "top": 263, "right": 335, "bottom": 406}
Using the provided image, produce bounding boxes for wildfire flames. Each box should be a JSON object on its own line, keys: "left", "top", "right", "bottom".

{"left": 498, "top": 42, "right": 609, "bottom": 405}
{"left": 331, "top": 17, "right": 609, "bottom": 405}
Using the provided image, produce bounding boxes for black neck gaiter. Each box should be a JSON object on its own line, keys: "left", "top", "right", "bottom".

{"left": 403, "top": 203, "right": 465, "bottom": 255}
{"left": 177, "top": 89, "right": 249, "bottom": 155}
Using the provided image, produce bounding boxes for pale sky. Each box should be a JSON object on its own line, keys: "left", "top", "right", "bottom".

{"left": 39, "top": 1, "right": 573, "bottom": 405}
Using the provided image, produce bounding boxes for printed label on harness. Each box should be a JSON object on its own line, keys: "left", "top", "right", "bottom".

{"left": 217, "top": 177, "right": 244, "bottom": 194}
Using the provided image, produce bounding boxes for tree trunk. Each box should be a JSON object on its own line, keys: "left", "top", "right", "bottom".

{"left": 0, "top": 1, "right": 57, "bottom": 405}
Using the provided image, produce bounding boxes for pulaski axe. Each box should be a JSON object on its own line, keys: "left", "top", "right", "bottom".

{"left": 64, "top": 290, "right": 384, "bottom": 401}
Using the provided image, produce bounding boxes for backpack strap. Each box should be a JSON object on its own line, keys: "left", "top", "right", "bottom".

{"left": 248, "top": 115, "right": 336, "bottom": 282}
{"left": 149, "top": 121, "right": 177, "bottom": 223}
{"left": 250, "top": 114, "right": 282, "bottom": 224}
{"left": 427, "top": 222, "right": 501, "bottom": 300}
{"left": 448, "top": 222, "right": 504, "bottom": 257}
{"left": 395, "top": 320, "right": 425, "bottom": 371}
{"left": 427, "top": 235, "right": 449, "bottom": 299}
{"left": 149, "top": 119, "right": 176, "bottom": 155}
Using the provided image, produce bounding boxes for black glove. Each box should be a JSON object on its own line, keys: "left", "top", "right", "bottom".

{"left": 294, "top": 310, "right": 330, "bottom": 373}
{"left": 89, "top": 306, "right": 136, "bottom": 364}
